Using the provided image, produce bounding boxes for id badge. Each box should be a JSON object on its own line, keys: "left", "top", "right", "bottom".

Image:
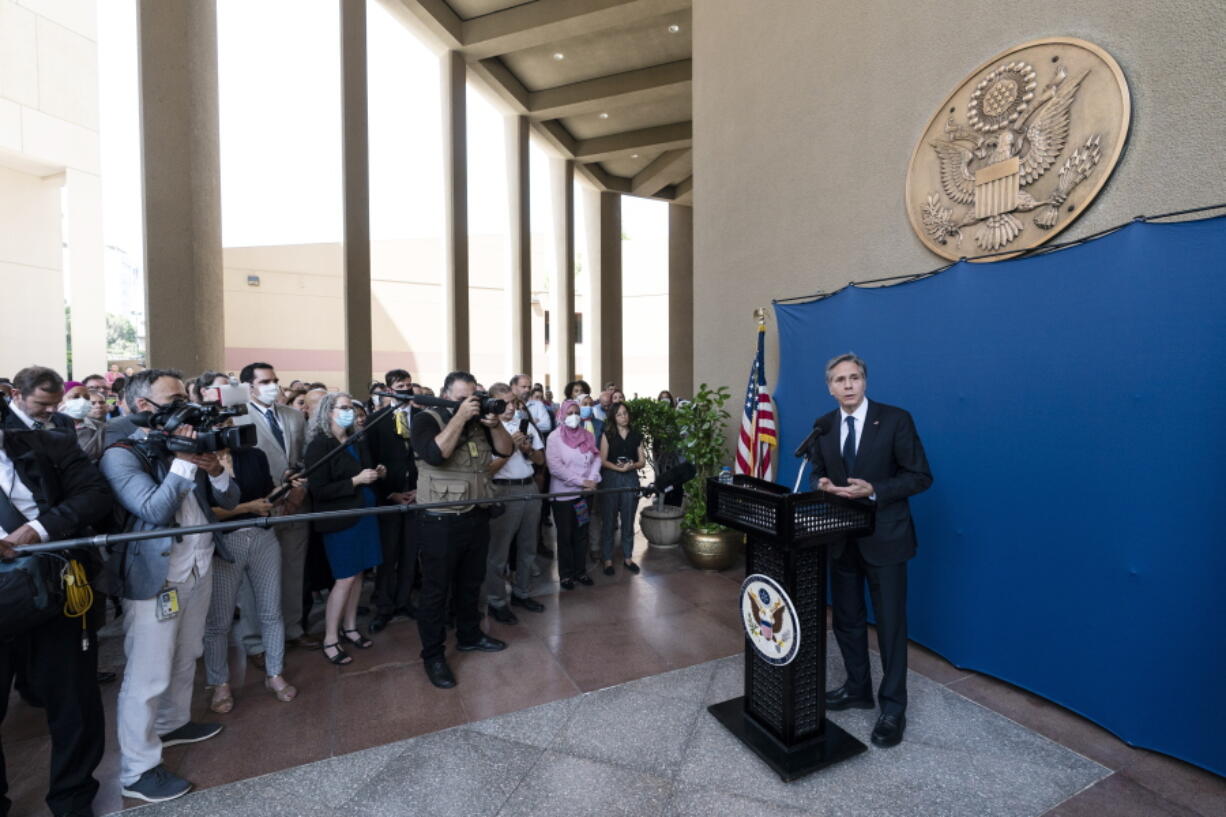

{"left": 156, "top": 588, "right": 181, "bottom": 622}
{"left": 468, "top": 441, "right": 479, "bottom": 458}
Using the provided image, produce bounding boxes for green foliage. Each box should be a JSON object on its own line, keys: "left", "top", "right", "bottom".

{"left": 106, "top": 313, "right": 140, "bottom": 359}
{"left": 626, "top": 396, "right": 681, "bottom": 510}
{"left": 676, "top": 383, "right": 734, "bottom": 533}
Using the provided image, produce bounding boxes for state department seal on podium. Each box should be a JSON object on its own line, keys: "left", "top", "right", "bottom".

{"left": 906, "top": 37, "right": 1130, "bottom": 261}
{"left": 741, "top": 574, "right": 800, "bottom": 666}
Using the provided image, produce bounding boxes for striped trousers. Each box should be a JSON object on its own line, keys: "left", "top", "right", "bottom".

{"left": 203, "top": 526, "right": 286, "bottom": 684}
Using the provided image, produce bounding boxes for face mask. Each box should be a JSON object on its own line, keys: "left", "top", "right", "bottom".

{"left": 62, "top": 398, "right": 91, "bottom": 420}
{"left": 257, "top": 383, "right": 280, "bottom": 404}
{"left": 579, "top": 406, "right": 592, "bottom": 419}
{"left": 564, "top": 414, "right": 582, "bottom": 429}
{"left": 336, "top": 408, "right": 356, "bottom": 428}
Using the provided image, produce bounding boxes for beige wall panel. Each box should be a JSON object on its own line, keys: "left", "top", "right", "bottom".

{"left": 0, "top": 260, "right": 64, "bottom": 376}
{"left": 21, "top": 107, "right": 99, "bottom": 173}
{"left": 35, "top": 15, "right": 99, "bottom": 129}
{"left": 0, "top": 164, "right": 60, "bottom": 269}
{"left": 693, "top": 0, "right": 1226, "bottom": 399}
{"left": 0, "top": 98, "right": 21, "bottom": 151}
{"left": 64, "top": 167, "right": 106, "bottom": 375}
{"left": 0, "top": 1, "right": 39, "bottom": 107}
{"left": 16, "top": 0, "right": 96, "bottom": 41}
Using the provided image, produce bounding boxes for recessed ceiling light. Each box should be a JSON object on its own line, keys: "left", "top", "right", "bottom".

{"left": 598, "top": 112, "right": 609, "bottom": 119}
{"left": 631, "top": 154, "right": 640, "bottom": 159}
{"left": 552, "top": 52, "right": 565, "bottom": 61}
{"left": 667, "top": 24, "right": 681, "bottom": 33}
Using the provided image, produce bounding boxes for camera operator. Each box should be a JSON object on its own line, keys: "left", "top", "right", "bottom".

{"left": 409, "top": 371, "right": 513, "bottom": 688}
{"left": 0, "top": 399, "right": 111, "bottom": 817}
{"left": 99, "top": 369, "right": 240, "bottom": 804}
{"left": 481, "top": 385, "right": 546, "bottom": 624}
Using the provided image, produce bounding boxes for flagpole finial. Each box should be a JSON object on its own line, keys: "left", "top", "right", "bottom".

{"left": 753, "top": 307, "right": 767, "bottom": 325}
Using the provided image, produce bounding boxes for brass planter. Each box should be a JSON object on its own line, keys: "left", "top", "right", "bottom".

{"left": 681, "top": 528, "right": 745, "bottom": 571}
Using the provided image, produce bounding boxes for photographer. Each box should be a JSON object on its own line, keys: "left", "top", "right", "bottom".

{"left": 99, "top": 369, "right": 240, "bottom": 805}
{"left": 0, "top": 398, "right": 111, "bottom": 817}
{"left": 409, "top": 371, "right": 513, "bottom": 689}
{"left": 482, "top": 385, "right": 546, "bottom": 624}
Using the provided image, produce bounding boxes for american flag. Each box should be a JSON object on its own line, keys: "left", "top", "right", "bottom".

{"left": 735, "top": 323, "right": 777, "bottom": 479}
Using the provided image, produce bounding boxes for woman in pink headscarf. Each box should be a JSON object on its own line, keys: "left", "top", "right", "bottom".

{"left": 545, "top": 399, "right": 602, "bottom": 589}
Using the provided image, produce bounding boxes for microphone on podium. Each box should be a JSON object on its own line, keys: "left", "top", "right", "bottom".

{"left": 792, "top": 417, "right": 830, "bottom": 492}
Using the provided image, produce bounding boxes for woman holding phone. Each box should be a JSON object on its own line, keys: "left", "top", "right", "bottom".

{"left": 598, "top": 401, "right": 646, "bottom": 575}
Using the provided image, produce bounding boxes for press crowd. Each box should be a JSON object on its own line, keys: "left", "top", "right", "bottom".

{"left": 0, "top": 362, "right": 685, "bottom": 813}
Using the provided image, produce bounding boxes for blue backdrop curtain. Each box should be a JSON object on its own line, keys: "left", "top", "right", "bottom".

{"left": 772, "top": 215, "right": 1226, "bottom": 776}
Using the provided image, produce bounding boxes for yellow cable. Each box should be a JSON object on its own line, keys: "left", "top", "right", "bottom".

{"left": 61, "top": 559, "right": 95, "bottom": 634}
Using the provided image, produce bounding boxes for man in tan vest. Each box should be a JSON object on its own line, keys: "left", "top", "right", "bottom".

{"left": 409, "top": 371, "right": 514, "bottom": 688}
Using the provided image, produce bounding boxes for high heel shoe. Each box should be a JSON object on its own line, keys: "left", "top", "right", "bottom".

{"left": 208, "top": 683, "right": 233, "bottom": 714}
{"left": 264, "top": 675, "right": 298, "bottom": 702}
{"left": 322, "top": 642, "right": 352, "bottom": 665}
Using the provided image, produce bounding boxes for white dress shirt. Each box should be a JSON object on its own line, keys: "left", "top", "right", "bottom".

{"left": 838, "top": 398, "right": 869, "bottom": 453}
{"left": 8, "top": 402, "right": 42, "bottom": 430}
{"left": 0, "top": 431, "right": 50, "bottom": 541}
{"left": 494, "top": 419, "right": 543, "bottom": 480}
{"left": 525, "top": 400, "right": 552, "bottom": 433}
{"left": 165, "top": 458, "right": 232, "bottom": 582}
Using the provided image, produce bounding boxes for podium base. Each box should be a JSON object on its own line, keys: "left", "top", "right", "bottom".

{"left": 708, "top": 697, "right": 868, "bottom": 782}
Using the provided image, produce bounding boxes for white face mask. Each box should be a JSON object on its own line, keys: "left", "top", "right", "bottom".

{"left": 257, "top": 383, "right": 280, "bottom": 404}
{"left": 62, "top": 397, "right": 91, "bottom": 420}
{"left": 563, "top": 414, "right": 582, "bottom": 429}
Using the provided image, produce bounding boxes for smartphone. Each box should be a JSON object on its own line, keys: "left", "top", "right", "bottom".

{"left": 616, "top": 456, "right": 630, "bottom": 465}
{"left": 519, "top": 419, "right": 530, "bottom": 435}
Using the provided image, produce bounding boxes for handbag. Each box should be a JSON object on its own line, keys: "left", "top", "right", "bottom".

{"left": 0, "top": 552, "right": 67, "bottom": 640}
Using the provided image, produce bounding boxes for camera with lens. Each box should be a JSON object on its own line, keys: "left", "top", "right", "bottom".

{"left": 130, "top": 400, "right": 257, "bottom": 453}
{"left": 473, "top": 391, "right": 506, "bottom": 417}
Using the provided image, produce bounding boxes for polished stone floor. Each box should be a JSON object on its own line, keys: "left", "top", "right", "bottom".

{"left": 2, "top": 521, "right": 1222, "bottom": 816}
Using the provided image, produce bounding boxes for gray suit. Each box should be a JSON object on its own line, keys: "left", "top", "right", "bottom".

{"left": 104, "top": 414, "right": 140, "bottom": 448}
{"left": 235, "top": 401, "right": 313, "bottom": 642}
{"left": 99, "top": 433, "right": 240, "bottom": 601}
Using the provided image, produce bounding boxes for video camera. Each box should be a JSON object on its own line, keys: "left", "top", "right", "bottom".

{"left": 377, "top": 389, "right": 506, "bottom": 418}
{"left": 130, "top": 384, "right": 257, "bottom": 453}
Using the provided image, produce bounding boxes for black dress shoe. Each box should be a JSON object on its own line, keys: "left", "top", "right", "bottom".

{"left": 488, "top": 605, "right": 518, "bottom": 624}
{"left": 575, "top": 574, "right": 594, "bottom": 586}
{"left": 424, "top": 658, "right": 456, "bottom": 688}
{"left": 871, "top": 713, "right": 906, "bottom": 747}
{"left": 510, "top": 595, "right": 545, "bottom": 613}
{"left": 560, "top": 579, "right": 575, "bottom": 591}
{"left": 368, "top": 614, "right": 391, "bottom": 634}
{"left": 457, "top": 635, "right": 507, "bottom": 652}
{"left": 825, "top": 685, "right": 875, "bottom": 711}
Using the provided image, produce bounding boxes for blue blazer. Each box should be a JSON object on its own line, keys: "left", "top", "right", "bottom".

{"left": 99, "top": 433, "right": 240, "bottom": 600}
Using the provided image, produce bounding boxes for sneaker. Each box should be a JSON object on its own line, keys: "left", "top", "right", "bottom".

{"left": 121, "top": 764, "right": 192, "bottom": 803}
{"left": 160, "top": 721, "right": 223, "bottom": 747}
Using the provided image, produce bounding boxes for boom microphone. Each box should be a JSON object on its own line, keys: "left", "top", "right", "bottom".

{"left": 792, "top": 418, "right": 830, "bottom": 459}
{"left": 649, "top": 462, "right": 698, "bottom": 496}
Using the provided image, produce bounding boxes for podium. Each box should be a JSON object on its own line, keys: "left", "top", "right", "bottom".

{"left": 706, "top": 474, "right": 875, "bottom": 781}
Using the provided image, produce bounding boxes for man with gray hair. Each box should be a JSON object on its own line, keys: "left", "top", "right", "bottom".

{"left": 804, "top": 353, "right": 932, "bottom": 749}
{"left": 100, "top": 368, "right": 241, "bottom": 803}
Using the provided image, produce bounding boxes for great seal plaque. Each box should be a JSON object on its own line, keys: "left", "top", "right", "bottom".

{"left": 906, "top": 37, "right": 1130, "bottom": 261}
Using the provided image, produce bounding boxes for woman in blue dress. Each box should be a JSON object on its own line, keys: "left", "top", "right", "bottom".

{"left": 305, "top": 392, "right": 385, "bottom": 665}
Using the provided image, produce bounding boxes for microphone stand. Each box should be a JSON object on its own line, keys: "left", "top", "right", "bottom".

{"left": 792, "top": 456, "right": 809, "bottom": 494}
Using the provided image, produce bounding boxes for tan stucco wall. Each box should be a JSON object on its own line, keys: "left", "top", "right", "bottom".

{"left": 692, "top": 0, "right": 1226, "bottom": 399}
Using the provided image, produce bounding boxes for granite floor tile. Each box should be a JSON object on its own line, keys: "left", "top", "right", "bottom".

{"left": 643, "top": 570, "right": 743, "bottom": 607}
{"left": 105, "top": 775, "right": 338, "bottom": 817}
{"left": 1118, "top": 751, "right": 1226, "bottom": 817}
{"left": 634, "top": 606, "right": 744, "bottom": 670}
{"left": 496, "top": 750, "right": 674, "bottom": 817}
{"left": 908, "top": 641, "right": 974, "bottom": 684}
{"left": 544, "top": 622, "right": 671, "bottom": 691}
{"left": 452, "top": 637, "right": 580, "bottom": 721}
{"left": 663, "top": 785, "right": 821, "bottom": 817}
{"left": 618, "top": 660, "right": 718, "bottom": 703}
{"left": 1042, "top": 771, "right": 1203, "bottom": 817}
{"left": 255, "top": 742, "right": 407, "bottom": 810}
{"left": 462, "top": 694, "right": 583, "bottom": 749}
{"left": 342, "top": 730, "right": 541, "bottom": 817}
{"left": 552, "top": 685, "right": 703, "bottom": 777}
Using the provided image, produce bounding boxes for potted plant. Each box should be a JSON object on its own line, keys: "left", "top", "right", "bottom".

{"left": 626, "top": 396, "right": 685, "bottom": 547}
{"left": 676, "top": 383, "right": 744, "bottom": 570}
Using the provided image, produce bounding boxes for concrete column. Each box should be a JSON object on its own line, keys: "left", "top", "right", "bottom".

{"left": 442, "top": 50, "right": 469, "bottom": 372}
{"left": 340, "top": 0, "right": 372, "bottom": 397}
{"left": 64, "top": 169, "right": 107, "bottom": 377}
{"left": 668, "top": 203, "right": 694, "bottom": 397}
{"left": 551, "top": 158, "right": 574, "bottom": 385}
{"left": 508, "top": 114, "right": 531, "bottom": 375}
{"left": 138, "top": 0, "right": 223, "bottom": 374}
{"left": 597, "top": 191, "right": 622, "bottom": 389}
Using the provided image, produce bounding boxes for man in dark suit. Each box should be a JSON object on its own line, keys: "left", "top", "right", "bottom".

{"left": 0, "top": 400, "right": 113, "bottom": 817}
{"left": 3, "top": 366, "right": 74, "bottom": 433}
{"left": 367, "top": 369, "right": 419, "bottom": 633}
{"left": 808, "top": 353, "right": 933, "bottom": 748}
